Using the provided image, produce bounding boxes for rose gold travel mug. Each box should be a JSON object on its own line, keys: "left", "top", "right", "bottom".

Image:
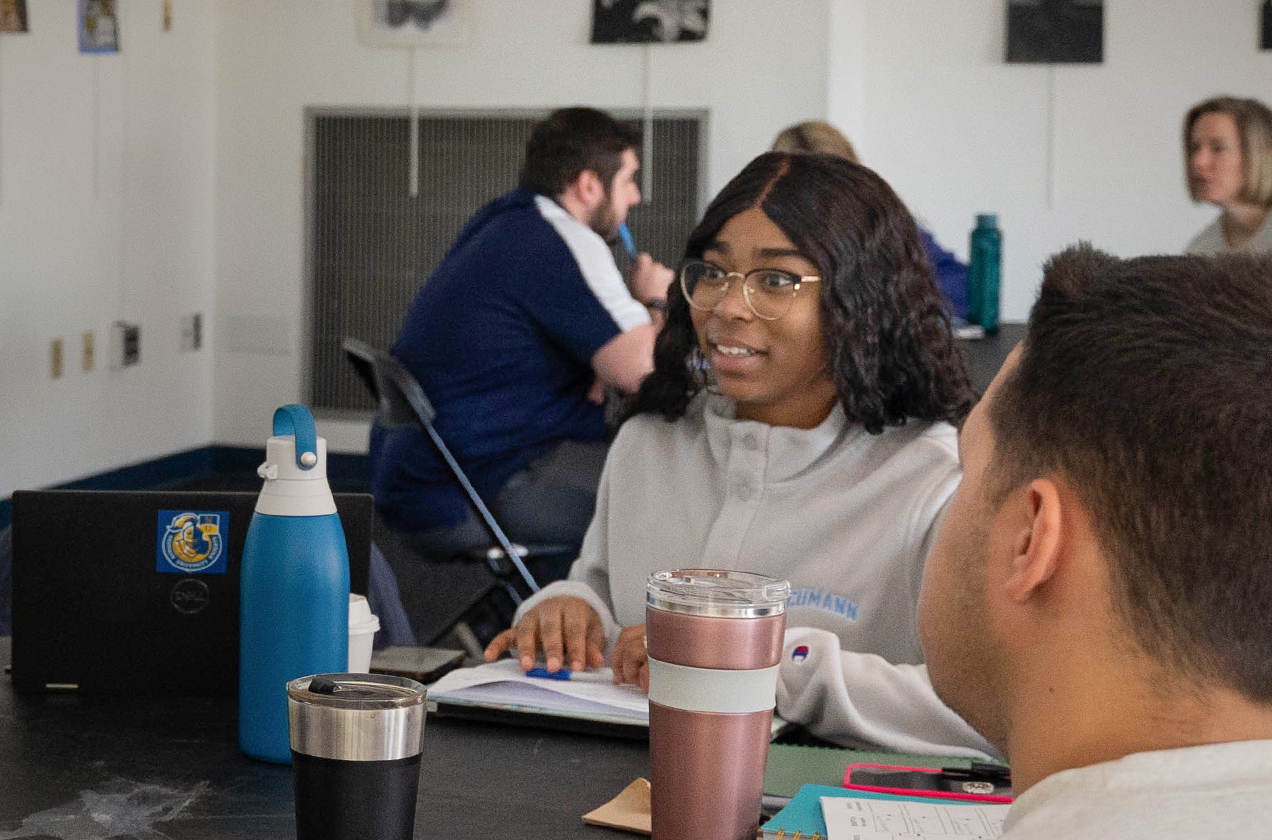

{"left": 646, "top": 569, "right": 790, "bottom": 840}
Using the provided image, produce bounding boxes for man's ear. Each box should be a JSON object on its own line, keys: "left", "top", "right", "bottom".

{"left": 1004, "top": 478, "right": 1064, "bottom": 603}
{"left": 573, "top": 168, "right": 605, "bottom": 207}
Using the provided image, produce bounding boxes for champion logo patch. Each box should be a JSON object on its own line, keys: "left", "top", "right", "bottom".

{"left": 790, "top": 645, "right": 810, "bottom": 664}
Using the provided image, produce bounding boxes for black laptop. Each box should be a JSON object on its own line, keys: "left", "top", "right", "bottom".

{"left": 9, "top": 490, "right": 373, "bottom": 696}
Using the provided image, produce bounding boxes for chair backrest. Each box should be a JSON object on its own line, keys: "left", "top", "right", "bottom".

{"left": 342, "top": 338, "right": 436, "bottom": 430}
{"left": 341, "top": 337, "right": 541, "bottom": 594}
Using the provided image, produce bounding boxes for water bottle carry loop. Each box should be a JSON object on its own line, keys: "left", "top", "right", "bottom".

{"left": 272, "top": 404, "right": 319, "bottom": 470}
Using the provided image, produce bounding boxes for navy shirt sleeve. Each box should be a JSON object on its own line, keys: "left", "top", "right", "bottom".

{"left": 370, "top": 189, "right": 644, "bottom": 534}
{"left": 526, "top": 195, "right": 648, "bottom": 363}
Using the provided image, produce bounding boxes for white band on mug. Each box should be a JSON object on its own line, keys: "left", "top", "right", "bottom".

{"left": 646, "top": 657, "right": 779, "bottom": 714}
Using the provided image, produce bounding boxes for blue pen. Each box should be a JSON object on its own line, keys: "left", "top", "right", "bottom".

{"left": 618, "top": 223, "right": 638, "bottom": 261}
{"left": 525, "top": 666, "right": 572, "bottom": 681}
{"left": 524, "top": 666, "right": 613, "bottom": 684}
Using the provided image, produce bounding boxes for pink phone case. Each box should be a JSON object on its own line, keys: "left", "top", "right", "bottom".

{"left": 843, "top": 763, "right": 1013, "bottom": 804}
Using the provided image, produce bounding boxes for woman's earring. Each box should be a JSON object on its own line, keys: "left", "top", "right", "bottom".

{"left": 689, "top": 346, "right": 717, "bottom": 392}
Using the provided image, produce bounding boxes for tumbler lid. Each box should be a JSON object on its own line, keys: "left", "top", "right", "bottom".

{"left": 288, "top": 673, "right": 427, "bottom": 762}
{"left": 287, "top": 673, "right": 426, "bottom": 710}
{"left": 646, "top": 569, "right": 790, "bottom": 618}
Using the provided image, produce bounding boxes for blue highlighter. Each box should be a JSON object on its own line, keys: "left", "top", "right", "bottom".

{"left": 618, "top": 223, "right": 638, "bottom": 261}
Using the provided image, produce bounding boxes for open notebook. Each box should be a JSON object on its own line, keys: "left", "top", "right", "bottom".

{"left": 428, "top": 659, "right": 790, "bottom": 740}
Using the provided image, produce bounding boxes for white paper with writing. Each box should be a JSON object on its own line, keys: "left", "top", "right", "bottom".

{"left": 822, "top": 796, "right": 1009, "bottom": 840}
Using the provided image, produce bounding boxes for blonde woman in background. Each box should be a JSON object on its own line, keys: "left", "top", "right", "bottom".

{"left": 772, "top": 120, "right": 970, "bottom": 320}
{"left": 1183, "top": 96, "right": 1272, "bottom": 254}
{"left": 772, "top": 120, "right": 861, "bottom": 162}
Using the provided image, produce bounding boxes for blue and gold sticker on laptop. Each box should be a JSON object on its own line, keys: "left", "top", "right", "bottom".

{"left": 156, "top": 510, "right": 229, "bottom": 574}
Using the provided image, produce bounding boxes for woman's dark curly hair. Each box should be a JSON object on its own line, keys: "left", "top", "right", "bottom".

{"left": 628, "top": 152, "right": 974, "bottom": 433}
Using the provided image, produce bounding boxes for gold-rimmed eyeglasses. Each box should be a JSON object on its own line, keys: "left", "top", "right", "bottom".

{"left": 678, "top": 259, "right": 821, "bottom": 321}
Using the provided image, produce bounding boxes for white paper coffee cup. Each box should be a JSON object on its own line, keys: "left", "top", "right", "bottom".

{"left": 347, "top": 593, "right": 380, "bottom": 673}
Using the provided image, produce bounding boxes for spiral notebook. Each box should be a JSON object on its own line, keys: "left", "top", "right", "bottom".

{"left": 429, "top": 658, "right": 791, "bottom": 740}
{"left": 428, "top": 659, "right": 648, "bottom": 737}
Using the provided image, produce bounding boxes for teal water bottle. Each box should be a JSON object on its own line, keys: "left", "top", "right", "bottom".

{"left": 968, "top": 213, "right": 1002, "bottom": 333}
{"left": 239, "top": 404, "right": 349, "bottom": 764}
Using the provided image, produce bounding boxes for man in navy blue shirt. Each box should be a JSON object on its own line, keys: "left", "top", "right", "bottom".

{"left": 370, "top": 108, "right": 672, "bottom": 580}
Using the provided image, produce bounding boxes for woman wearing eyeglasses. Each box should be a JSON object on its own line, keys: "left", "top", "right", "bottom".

{"left": 485, "top": 152, "right": 994, "bottom": 755}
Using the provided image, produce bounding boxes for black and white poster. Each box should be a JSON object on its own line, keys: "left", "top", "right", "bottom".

{"left": 591, "top": 0, "right": 709, "bottom": 44}
{"left": 1006, "top": 0, "right": 1103, "bottom": 63}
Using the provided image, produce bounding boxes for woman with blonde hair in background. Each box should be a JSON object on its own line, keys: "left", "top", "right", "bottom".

{"left": 1183, "top": 96, "right": 1272, "bottom": 254}
{"left": 772, "top": 120, "right": 970, "bottom": 321}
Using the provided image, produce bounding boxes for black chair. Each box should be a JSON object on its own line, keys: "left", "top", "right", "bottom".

{"left": 343, "top": 338, "right": 571, "bottom": 647}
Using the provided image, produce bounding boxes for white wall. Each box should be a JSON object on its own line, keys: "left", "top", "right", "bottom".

{"left": 0, "top": 0, "right": 216, "bottom": 498}
{"left": 830, "top": 0, "right": 1272, "bottom": 321}
{"left": 212, "top": 0, "right": 831, "bottom": 452}
{"left": 8, "top": 1, "right": 1270, "bottom": 490}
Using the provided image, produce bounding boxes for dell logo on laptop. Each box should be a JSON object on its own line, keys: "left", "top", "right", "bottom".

{"left": 170, "top": 579, "right": 212, "bottom": 615}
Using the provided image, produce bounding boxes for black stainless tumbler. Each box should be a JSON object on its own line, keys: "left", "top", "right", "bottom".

{"left": 287, "top": 673, "right": 427, "bottom": 840}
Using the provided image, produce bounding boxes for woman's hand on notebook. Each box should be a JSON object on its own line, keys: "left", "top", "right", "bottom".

{"left": 610, "top": 624, "right": 649, "bottom": 691}
{"left": 483, "top": 596, "right": 607, "bottom": 675}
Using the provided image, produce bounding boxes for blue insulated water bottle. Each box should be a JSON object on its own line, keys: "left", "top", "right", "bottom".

{"left": 968, "top": 213, "right": 1002, "bottom": 334}
{"left": 239, "top": 404, "right": 350, "bottom": 764}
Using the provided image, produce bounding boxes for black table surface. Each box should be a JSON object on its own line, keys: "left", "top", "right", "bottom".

{"left": 0, "top": 326, "right": 1019, "bottom": 839}
{"left": 0, "top": 637, "right": 648, "bottom": 839}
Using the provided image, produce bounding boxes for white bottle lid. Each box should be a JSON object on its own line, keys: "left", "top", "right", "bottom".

{"left": 254, "top": 405, "right": 337, "bottom": 517}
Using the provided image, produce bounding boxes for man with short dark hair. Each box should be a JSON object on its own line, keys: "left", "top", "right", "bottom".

{"left": 919, "top": 246, "right": 1272, "bottom": 838}
{"left": 370, "top": 107, "right": 672, "bottom": 576}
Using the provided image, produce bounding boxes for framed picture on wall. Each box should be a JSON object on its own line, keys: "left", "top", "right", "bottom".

{"left": 0, "top": 0, "right": 28, "bottom": 34}
{"left": 1006, "top": 0, "right": 1103, "bottom": 64}
{"left": 591, "top": 0, "right": 709, "bottom": 44}
{"left": 356, "top": 0, "right": 468, "bottom": 48}
{"left": 79, "top": 0, "right": 120, "bottom": 53}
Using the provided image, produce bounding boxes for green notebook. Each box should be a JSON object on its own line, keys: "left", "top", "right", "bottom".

{"left": 762, "top": 742, "right": 1001, "bottom": 801}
